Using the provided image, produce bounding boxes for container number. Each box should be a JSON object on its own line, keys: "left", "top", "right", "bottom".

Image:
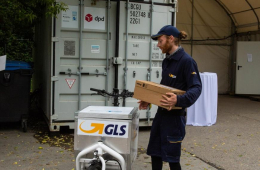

{"left": 130, "top": 4, "right": 141, "bottom": 10}
{"left": 130, "top": 18, "right": 140, "bottom": 24}
{"left": 130, "top": 11, "right": 146, "bottom": 18}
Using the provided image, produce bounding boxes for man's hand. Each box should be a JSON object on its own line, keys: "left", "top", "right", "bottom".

{"left": 160, "top": 92, "right": 177, "bottom": 110}
{"left": 138, "top": 100, "right": 150, "bottom": 110}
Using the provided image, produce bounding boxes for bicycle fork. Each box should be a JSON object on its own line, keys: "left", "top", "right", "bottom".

{"left": 76, "top": 141, "right": 126, "bottom": 170}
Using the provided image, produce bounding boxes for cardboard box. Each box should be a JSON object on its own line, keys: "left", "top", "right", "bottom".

{"left": 133, "top": 80, "right": 186, "bottom": 110}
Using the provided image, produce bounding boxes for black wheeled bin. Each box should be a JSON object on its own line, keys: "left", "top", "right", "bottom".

{"left": 0, "top": 60, "right": 33, "bottom": 132}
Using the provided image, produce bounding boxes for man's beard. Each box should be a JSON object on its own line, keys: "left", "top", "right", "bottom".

{"left": 161, "top": 39, "right": 173, "bottom": 54}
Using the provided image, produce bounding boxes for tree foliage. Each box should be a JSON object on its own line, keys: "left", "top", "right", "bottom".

{"left": 0, "top": 0, "right": 67, "bottom": 62}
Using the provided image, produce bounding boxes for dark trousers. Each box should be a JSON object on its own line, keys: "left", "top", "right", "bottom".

{"left": 152, "top": 156, "right": 181, "bottom": 170}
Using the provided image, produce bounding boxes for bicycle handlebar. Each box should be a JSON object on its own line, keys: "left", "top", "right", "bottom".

{"left": 90, "top": 88, "right": 114, "bottom": 97}
{"left": 90, "top": 88, "right": 102, "bottom": 92}
{"left": 90, "top": 88, "right": 133, "bottom": 98}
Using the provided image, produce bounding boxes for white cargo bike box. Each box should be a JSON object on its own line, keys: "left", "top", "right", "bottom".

{"left": 75, "top": 106, "right": 139, "bottom": 170}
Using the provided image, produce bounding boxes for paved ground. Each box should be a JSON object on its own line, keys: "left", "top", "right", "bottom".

{"left": 0, "top": 129, "right": 217, "bottom": 170}
{"left": 0, "top": 95, "right": 259, "bottom": 170}
{"left": 182, "top": 95, "right": 260, "bottom": 170}
{"left": 134, "top": 128, "right": 217, "bottom": 170}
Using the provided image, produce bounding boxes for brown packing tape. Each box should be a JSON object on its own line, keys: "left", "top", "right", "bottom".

{"left": 135, "top": 81, "right": 143, "bottom": 88}
{"left": 136, "top": 80, "right": 185, "bottom": 95}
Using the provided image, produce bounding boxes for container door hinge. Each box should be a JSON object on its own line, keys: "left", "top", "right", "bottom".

{"left": 52, "top": 114, "right": 58, "bottom": 120}
{"left": 51, "top": 76, "right": 59, "bottom": 81}
{"left": 169, "top": 8, "right": 176, "bottom": 12}
{"left": 52, "top": 37, "right": 59, "bottom": 42}
{"left": 125, "top": 3, "right": 130, "bottom": 10}
{"left": 150, "top": 3, "right": 154, "bottom": 12}
{"left": 79, "top": 0, "right": 84, "bottom": 5}
{"left": 107, "top": 1, "right": 111, "bottom": 9}
{"left": 113, "top": 57, "right": 123, "bottom": 65}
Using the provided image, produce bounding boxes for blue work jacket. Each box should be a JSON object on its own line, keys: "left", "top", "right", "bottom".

{"left": 161, "top": 47, "right": 202, "bottom": 108}
{"left": 147, "top": 47, "right": 202, "bottom": 163}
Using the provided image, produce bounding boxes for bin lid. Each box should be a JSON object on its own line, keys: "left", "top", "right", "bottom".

{"left": 78, "top": 106, "right": 137, "bottom": 120}
{"left": 5, "top": 60, "right": 32, "bottom": 70}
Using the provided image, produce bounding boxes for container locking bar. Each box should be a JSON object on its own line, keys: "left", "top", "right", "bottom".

{"left": 59, "top": 71, "right": 107, "bottom": 76}
{"left": 59, "top": 72, "right": 79, "bottom": 76}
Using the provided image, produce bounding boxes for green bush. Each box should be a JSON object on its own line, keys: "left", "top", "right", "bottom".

{"left": 0, "top": 0, "right": 67, "bottom": 62}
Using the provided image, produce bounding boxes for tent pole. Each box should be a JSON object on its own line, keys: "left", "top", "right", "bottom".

{"left": 191, "top": 0, "right": 194, "bottom": 57}
{"left": 230, "top": 23, "right": 236, "bottom": 94}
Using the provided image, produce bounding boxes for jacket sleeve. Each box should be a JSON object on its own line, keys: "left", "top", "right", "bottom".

{"left": 175, "top": 58, "right": 202, "bottom": 108}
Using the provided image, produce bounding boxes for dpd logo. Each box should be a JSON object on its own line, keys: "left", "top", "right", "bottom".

{"left": 95, "top": 16, "right": 104, "bottom": 22}
{"left": 85, "top": 14, "right": 93, "bottom": 22}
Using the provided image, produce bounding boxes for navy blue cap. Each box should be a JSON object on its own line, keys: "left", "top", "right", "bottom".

{"left": 151, "top": 25, "right": 180, "bottom": 40}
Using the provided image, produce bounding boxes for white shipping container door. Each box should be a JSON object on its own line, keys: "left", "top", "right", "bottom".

{"left": 54, "top": 1, "right": 117, "bottom": 121}
{"left": 118, "top": 2, "right": 173, "bottom": 119}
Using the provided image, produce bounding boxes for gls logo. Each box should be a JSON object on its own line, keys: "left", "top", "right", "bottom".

{"left": 85, "top": 14, "right": 104, "bottom": 22}
{"left": 78, "top": 119, "right": 129, "bottom": 138}
{"left": 79, "top": 122, "right": 126, "bottom": 136}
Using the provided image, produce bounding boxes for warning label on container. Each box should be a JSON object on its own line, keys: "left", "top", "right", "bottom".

{"left": 65, "top": 79, "right": 76, "bottom": 89}
{"left": 61, "top": 5, "right": 78, "bottom": 29}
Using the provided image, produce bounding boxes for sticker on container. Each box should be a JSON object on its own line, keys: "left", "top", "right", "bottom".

{"left": 84, "top": 7, "right": 106, "bottom": 30}
{"left": 77, "top": 119, "right": 129, "bottom": 138}
{"left": 61, "top": 5, "right": 78, "bottom": 29}
{"left": 72, "top": 11, "right": 77, "bottom": 21}
{"left": 91, "top": 45, "right": 100, "bottom": 53}
{"left": 65, "top": 79, "right": 76, "bottom": 89}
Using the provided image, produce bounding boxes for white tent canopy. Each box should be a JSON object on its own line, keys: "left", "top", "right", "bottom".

{"left": 176, "top": 0, "right": 260, "bottom": 94}
{"left": 219, "top": 0, "right": 260, "bottom": 33}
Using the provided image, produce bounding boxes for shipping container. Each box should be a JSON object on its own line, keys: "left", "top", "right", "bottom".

{"left": 33, "top": 0, "right": 177, "bottom": 132}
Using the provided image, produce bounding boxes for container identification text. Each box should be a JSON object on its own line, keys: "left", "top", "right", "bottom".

{"left": 129, "top": 3, "right": 150, "bottom": 25}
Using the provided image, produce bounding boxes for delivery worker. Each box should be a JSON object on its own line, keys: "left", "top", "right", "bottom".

{"left": 138, "top": 25, "right": 202, "bottom": 170}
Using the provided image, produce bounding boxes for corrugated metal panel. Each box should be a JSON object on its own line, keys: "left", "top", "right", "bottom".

{"left": 34, "top": 0, "right": 177, "bottom": 131}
